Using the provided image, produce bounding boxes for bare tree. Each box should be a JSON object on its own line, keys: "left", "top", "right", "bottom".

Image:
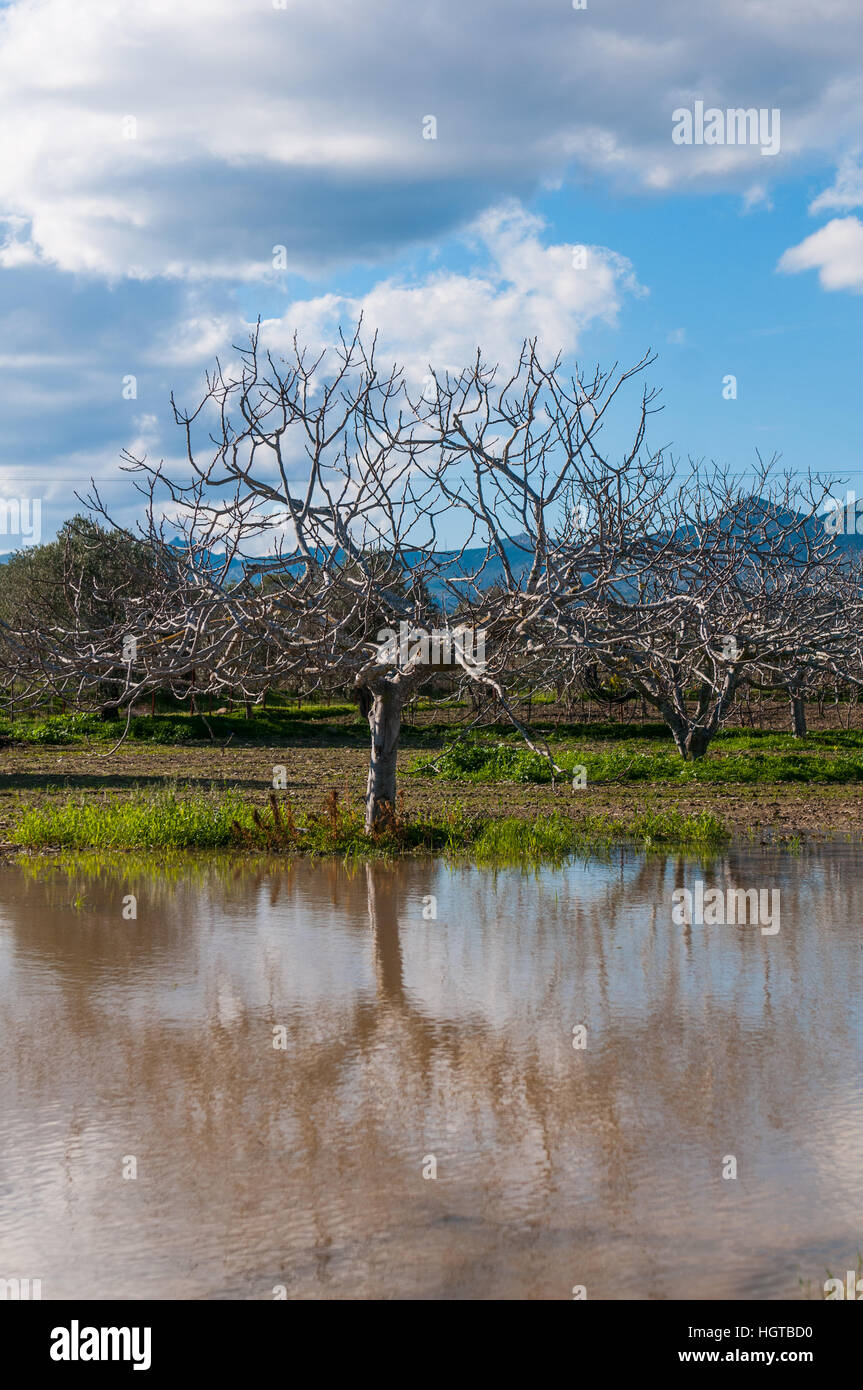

{"left": 584, "top": 461, "right": 856, "bottom": 757}
{"left": 10, "top": 324, "right": 852, "bottom": 817}
{"left": 81, "top": 324, "right": 491, "bottom": 826}
{"left": 63, "top": 329, "right": 666, "bottom": 825}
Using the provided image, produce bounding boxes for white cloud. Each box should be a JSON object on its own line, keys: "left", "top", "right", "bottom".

{"left": 778, "top": 216, "right": 863, "bottom": 291}
{"left": 742, "top": 184, "right": 774, "bottom": 213}
{"left": 257, "top": 203, "right": 645, "bottom": 379}
{"left": 809, "top": 153, "right": 863, "bottom": 214}
{"left": 2, "top": 0, "right": 863, "bottom": 280}
{"left": 149, "top": 313, "right": 236, "bottom": 367}
{"left": 0, "top": 194, "right": 646, "bottom": 521}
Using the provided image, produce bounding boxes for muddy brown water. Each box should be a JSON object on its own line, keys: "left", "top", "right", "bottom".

{"left": 0, "top": 847, "right": 861, "bottom": 1300}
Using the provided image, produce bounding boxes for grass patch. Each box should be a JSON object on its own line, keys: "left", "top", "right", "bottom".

{"left": 410, "top": 742, "right": 667, "bottom": 784}
{"left": 9, "top": 787, "right": 470, "bottom": 855}
{"left": 4, "top": 712, "right": 194, "bottom": 745}
{"left": 469, "top": 809, "right": 727, "bottom": 864}
{"left": 409, "top": 736, "right": 863, "bottom": 786}
{"left": 0, "top": 706, "right": 369, "bottom": 748}
{"left": 11, "top": 788, "right": 250, "bottom": 849}
{"left": 9, "top": 788, "right": 728, "bottom": 860}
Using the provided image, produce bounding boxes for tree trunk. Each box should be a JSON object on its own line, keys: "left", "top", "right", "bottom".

{"left": 663, "top": 706, "right": 711, "bottom": 760}
{"left": 686, "top": 726, "right": 711, "bottom": 759}
{"left": 361, "top": 684, "right": 404, "bottom": 832}
{"left": 790, "top": 694, "right": 807, "bottom": 737}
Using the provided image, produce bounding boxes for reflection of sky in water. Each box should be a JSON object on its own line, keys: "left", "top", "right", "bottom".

{"left": 1, "top": 846, "right": 861, "bottom": 1300}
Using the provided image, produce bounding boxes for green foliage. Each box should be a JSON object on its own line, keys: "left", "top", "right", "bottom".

{"left": 0, "top": 514, "right": 157, "bottom": 633}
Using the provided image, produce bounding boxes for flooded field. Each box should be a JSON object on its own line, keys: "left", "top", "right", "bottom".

{"left": 1, "top": 847, "right": 861, "bottom": 1299}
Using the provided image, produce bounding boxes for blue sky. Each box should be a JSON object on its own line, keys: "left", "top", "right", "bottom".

{"left": 1, "top": 0, "right": 862, "bottom": 549}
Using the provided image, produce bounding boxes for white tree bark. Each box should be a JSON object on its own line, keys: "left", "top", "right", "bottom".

{"left": 362, "top": 684, "right": 404, "bottom": 832}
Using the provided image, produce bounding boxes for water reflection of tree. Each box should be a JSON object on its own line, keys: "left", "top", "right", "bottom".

{"left": 2, "top": 852, "right": 862, "bottom": 1298}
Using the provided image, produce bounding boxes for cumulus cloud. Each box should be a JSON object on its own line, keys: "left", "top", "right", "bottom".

{"left": 778, "top": 216, "right": 863, "bottom": 291}
{"left": 0, "top": 200, "right": 642, "bottom": 521}
{"left": 258, "top": 204, "right": 644, "bottom": 379}
{"left": 6, "top": 0, "right": 863, "bottom": 526}
{"left": 2, "top": 0, "right": 863, "bottom": 280}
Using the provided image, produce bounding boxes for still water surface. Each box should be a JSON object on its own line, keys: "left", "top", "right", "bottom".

{"left": 1, "top": 847, "right": 861, "bottom": 1300}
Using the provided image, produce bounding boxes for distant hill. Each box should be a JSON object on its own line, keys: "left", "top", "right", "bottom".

{"left": 4, "top": 505, "right": 863, "bottom": 605}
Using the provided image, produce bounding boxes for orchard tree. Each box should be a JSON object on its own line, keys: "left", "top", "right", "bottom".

{"left": 13, "top": 322, "right": 852, "bottom": 812}
{"left": 584, "top": 462, "right": 856, "bottom": 757}
{"left": 68, "top": 328, "right": 666, "bottom": 826}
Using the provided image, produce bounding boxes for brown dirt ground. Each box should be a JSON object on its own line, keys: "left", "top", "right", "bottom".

{"left": 1, "top": 740, "right": 862, "bottom": 847}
